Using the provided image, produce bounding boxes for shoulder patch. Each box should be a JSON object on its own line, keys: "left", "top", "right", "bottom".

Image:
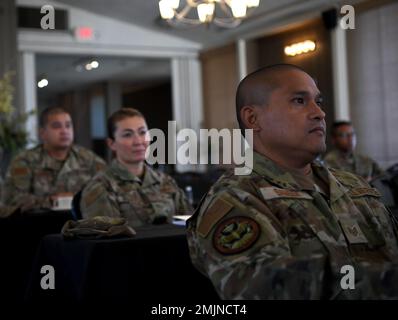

{"left": 260, "top": 187, "right": 313, "bottom": 200}
{"left": 213, "top": 216, "right": 260, "bottom": 255}
{"left": 197, "top": 198, "right": 233, "bottom": 238}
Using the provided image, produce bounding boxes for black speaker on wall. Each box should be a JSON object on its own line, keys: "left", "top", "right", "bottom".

{"left": 17, "top": 6, "right": 68, "bottom": 30}
{"left": 322, "top": 8, "right": 338, "bottom": 30}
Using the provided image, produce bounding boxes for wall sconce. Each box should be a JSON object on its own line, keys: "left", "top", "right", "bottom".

{"left": 284, "top": 40, "right": 316, "bottom": 57}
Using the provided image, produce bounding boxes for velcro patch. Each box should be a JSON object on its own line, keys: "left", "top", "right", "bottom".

{"left": 260, "top": 187, "right": 313, "bottom": 200}
{"left": 349, "top": 187, "right": 381, "bottom": 198}
{"left": 83, "top": 185, "right": 102, "bottom": 208}
{"left": 197, "top": 198, "right": 233, "bottom": 238}
{"left": 213, "top": 216, "right": 260, "bottom": 255}
{"left": 339, "top": 218, "right": 368, "bottom": 244}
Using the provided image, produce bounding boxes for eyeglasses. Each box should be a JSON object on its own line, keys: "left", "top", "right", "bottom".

{"left": 336, "top": 132, "right": 355, "bottom": 138}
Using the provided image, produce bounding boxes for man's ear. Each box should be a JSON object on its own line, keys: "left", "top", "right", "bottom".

{"left": 240, "top": 105, "right": 261, "bottom": 131}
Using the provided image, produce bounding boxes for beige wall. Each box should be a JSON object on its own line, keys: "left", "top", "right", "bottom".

{"left": 200, "top": 44, "right": 238, "bottom": 130}
{"left": 257, "top": 18, "right": 335, "bottom": 150}
{"left": 200, "top": 19, "right": 335, "bottom": 136}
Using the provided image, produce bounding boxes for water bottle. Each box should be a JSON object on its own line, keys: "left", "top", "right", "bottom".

{"left": 185, "top": 185, "right": 194, "bottom": 206}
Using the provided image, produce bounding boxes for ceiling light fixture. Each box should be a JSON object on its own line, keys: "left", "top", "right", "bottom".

{"left": 159, "top": 0, "right": 260, "bottom": 28}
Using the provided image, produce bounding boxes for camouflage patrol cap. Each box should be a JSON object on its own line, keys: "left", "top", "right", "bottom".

{"left": 62, "top": 216, "right": 136, "bottom": 239}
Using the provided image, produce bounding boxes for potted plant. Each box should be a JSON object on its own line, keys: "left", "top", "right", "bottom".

{"left": 0, "top": 71, "right": 35, "bottom": 177}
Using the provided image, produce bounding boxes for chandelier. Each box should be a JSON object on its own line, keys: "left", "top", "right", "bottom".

{"left": 158, "top": 0, "right": 260, "bottom": 28}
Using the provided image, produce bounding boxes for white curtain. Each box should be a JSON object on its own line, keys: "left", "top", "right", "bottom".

{"left": 347, "top": 2, "right": 398, "bottom": 168}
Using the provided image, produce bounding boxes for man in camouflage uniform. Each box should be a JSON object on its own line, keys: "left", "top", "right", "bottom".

{"left": 80, "top": 158, "right": 192, "bottom": 228}
{"left": 324, "top": 121, "right": 383, "bottom": 181}
{"left": 2, "top": 107, "right": 105, "bottom": 212}
{"left": 187, "top": 64, "right": 398, "bottom": 299}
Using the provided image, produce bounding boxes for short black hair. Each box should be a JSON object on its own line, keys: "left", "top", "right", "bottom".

{"left": 107, "top": 108, "right": 145, "bottom": 139}
{"left": 39, "top": 106, "right": 71, "bottom": 128}
{"left": 235, "top": 64, "right": 308, "bottom": 133}
{"left": 331, "top": 120, "right": 353, "bottom": 137}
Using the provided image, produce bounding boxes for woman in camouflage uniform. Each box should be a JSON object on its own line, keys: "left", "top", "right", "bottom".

{"left": 80, "top": 108, "right": 192, "bottom": 228}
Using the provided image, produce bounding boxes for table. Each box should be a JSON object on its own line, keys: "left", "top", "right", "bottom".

{"left": 0, "top": 209, "right": 73, "bottom": 301}
{"left": 0, "top": 209, "right": 73, "bottom": 238}
{"left": 25, "top": 224, "right": 219, "bottom": 302}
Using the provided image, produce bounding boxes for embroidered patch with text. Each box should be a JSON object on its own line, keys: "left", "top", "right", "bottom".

{"left": 260, "top": 187, "right": 313, "bottom": 200}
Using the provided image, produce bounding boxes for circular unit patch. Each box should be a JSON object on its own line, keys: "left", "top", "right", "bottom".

{"left": 213, "top": 216, "right": 260, "bottom": 255}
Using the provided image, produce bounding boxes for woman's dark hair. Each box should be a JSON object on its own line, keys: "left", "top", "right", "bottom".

{"left": 107, "top": 108, "right": 145, "bottom": 139}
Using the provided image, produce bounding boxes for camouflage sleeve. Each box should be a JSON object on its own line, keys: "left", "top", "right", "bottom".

{"left": 366, "top": 195, "right": 398, "bottom": 253}
{"left": 372, "top": 160, "right": 384, "bottom": 178}
{"left": 165, "top": 175, "right": 194, "bottom": 215}
{"left": 348, "top": 173, "right": 398, "bottom": 253}
{"left": 188, "top": 188, "right": 328, "bottom": 299}
{"left": 91, "top": 154, "right": 106, "bottom": 174}
{"left": 330, "top": 172, "right": 398, "bottom": 298}
{"left": 351, "top": 198, "right": 398, "bottom": 298}
{"left": 0, "top": 206, "right": 15, "bottom": 218}
{"left": 3, "top": 155, "right": 52, "bottom": 210}
{"left": 323, "top": 152, "right": 335, "bottom": 168}
{"left": 339, "top": 261, "right": 398, "bottom": 299}
{"left": 80, "top": 178, "right": 121, "bottom": 219}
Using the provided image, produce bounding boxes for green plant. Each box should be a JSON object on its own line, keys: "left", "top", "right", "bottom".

{"left": 0, "top": 72, "right": 34, "bottom": 153}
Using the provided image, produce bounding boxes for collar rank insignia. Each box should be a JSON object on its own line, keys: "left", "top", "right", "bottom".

{"left": 339, "top": 218, "right": 368, "bottom": 244}
{"left": 213, "top": 217, "right": 260, "bottom": 255}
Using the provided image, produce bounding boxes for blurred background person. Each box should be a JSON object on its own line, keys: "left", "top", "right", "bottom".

{"left": 2, "top": 106, "right": 106, "bottom": 213}
{"left": 324, "top": 121, "right": 383, "bottom": 181}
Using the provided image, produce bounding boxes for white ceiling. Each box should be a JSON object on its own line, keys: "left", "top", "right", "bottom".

{"left": 56, "top": 0, "right": 359, "bottom": 48}
{"left": 36, "top": 0, "right": 363, "bottom": 98}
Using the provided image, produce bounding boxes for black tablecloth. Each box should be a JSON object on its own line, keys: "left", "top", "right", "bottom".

{"left": 25, "top": 224, "right": 219, "bottom": 302}
{"left": 0, "top": 209, "right": 73, "bottom": 301}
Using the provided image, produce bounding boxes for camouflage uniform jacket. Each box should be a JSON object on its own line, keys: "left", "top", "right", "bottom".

{"left": 80, "top": 159, "right": 193, "bottom": 228}
{"left": 324, "top": 149, "right": 383, "bottom": 181}
{"left": 187, "top": 151, "right": 398, "bottom": 299}
{"left": 3, "top": 144, "right": 106, "bottom": 210}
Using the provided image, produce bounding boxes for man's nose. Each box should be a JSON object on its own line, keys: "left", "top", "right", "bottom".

{"left": 309, "top": 101, "right": 325, "bottom": 120}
